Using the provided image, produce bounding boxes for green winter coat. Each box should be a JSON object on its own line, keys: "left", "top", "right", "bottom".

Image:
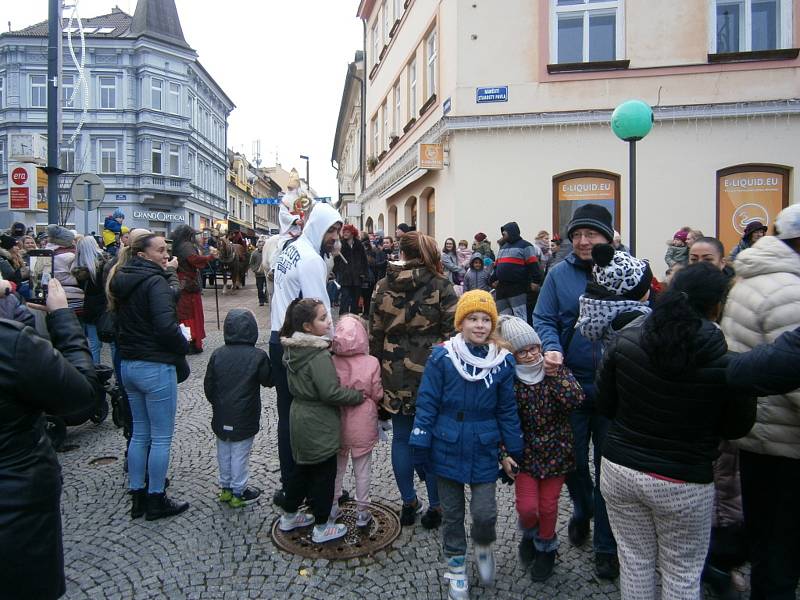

{"left": 281, "top": 332, "right": 363, "bottom": 464}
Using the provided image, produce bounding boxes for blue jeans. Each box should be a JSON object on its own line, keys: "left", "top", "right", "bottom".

{"left": 122, "top": 360, "right": 178, "bottom": 494}
{"left": 84, "top": 323, "right": 102, "bottom": 364}
{"left": 566, "top": 398, "right": 617, "bottom": 554}
{"left": 391, "top": 413, "right": 439, "bottom": 508}
{"left": 216, "top": 436, "right": 255, "bottom": 496}
{"left": 327, "top": 280, "right": 340, "bottom": 305}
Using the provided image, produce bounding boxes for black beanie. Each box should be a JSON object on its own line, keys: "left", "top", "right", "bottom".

{"left": 0, "top": 234, "right": 15, "bottom": 250}
{"left": 567, "top": 204, "right": 614, "bottom": 242}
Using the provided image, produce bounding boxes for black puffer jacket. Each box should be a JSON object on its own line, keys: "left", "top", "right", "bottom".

{"left": 596, "top": 320, "right": 756, "bottom": 483}
{"left": 204, "top": 309, "right": 272, "bottom": 441}
{"left": 73, "top": 258, "right": 108, "bottom": 323}
{"left": 334, "top": 237, "right": 369, "bottom": 287}
{"left": 110, "top": 256, "right": 189, "bottom": 366}
{"left": 0, "top": 309, "right": 98, "bottom": 599}
{"left": 727, "top": 325, "right": 800, "bottom": 397}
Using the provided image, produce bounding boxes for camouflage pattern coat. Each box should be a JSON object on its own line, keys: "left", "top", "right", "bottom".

{"left": 369, "top": 260, "right": 458, "bottom": 416}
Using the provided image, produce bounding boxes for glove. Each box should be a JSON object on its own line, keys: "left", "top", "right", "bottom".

{"left": 377, "top": 406, "right": 393, "bottom": 422}
{"left": 498, "top": 467, "right": 515, "bottom": 486}
{"left": 412, "top": 447, "right": 431, "bottom": 482}
{"left": 378, "top": 420, "right": 392, "bottom": 443}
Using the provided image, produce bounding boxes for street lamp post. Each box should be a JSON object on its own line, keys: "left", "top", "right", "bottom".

{"left": 299, "top": 155, "right": 310, "bottom": 193}
{"left": 611, "top": 100, "right": 653, "bottom": 257}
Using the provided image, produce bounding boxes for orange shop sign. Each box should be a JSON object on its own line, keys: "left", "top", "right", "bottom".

{"left": 418, "top": 143, "right": 444, "bottom": 170}
{"left": 717, "top": 167, "right": 788, "bottom": 255}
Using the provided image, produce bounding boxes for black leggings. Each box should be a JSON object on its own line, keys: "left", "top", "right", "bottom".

{"left": 284, "top": 454, "right": 338, "bottom": 525}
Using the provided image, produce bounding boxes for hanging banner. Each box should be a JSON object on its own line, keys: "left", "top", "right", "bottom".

{"left": 554, "top": 173, "right": 619, "bottom": 239}
{"left": 717, "top": 168, "right": 788, "bottom": 255}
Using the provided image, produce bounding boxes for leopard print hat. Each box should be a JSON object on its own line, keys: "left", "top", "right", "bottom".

{"left": 591, "top": 244, "right": 653, "bottom": 301}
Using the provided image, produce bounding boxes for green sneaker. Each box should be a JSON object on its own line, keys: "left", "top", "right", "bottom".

{"left": 218, "top": 488, "right": 233, "bottom": 503}
{"left": 229, "top": 487, "right": 262, "bottom": 508}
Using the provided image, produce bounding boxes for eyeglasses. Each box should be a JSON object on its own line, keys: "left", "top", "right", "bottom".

{"left": 515, "top": 347, "right": 541, "bottom": 358}
{"left": 571, "top": 230, "right": 602, "bottom": 242}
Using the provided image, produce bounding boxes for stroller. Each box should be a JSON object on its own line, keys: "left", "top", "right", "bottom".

{"left": 44, "top": 363, "right": 113, "bottom": 450}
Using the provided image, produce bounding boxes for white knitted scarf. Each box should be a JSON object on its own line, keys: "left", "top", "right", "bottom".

{"left": 443, "top": 334, "right": 510, "bottom": 388}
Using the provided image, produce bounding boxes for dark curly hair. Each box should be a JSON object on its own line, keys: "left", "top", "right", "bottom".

{"left": 641, "top": 262, "right": 729, "bottom": 375}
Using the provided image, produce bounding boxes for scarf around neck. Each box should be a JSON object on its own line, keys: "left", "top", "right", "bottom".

{"left": 443, "top": 333, "right": 510, "bottom": 388}
{"left": 516, "top": 356, "right": 545, "bottom": 385}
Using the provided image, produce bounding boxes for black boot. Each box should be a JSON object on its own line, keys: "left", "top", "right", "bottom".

{"left": 145, "top": 492, "right": 189, "bottom": 521}
{"left": 130, "top": 489, "right": 146, "bottom": 519}
{"left": 518, "top": 537, "right": 536, "bottom": 566}
{"left": 702, "top": 564, "right": 742, "bottom": 600}
{"left": 530, "top": 550, "right": 556, "bottom": 582}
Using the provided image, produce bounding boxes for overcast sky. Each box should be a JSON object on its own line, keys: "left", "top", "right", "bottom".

{"left": 3, "top": 0, "right": 363, "bottom": 199}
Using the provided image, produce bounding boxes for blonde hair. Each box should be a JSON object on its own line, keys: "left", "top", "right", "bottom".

{"left": 105, "top": 229, "right": 156, "bottom": 312}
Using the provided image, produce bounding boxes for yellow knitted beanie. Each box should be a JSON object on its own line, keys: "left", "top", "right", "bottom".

{"left": 454, "top": 289, "right": 499, "bottom": 331}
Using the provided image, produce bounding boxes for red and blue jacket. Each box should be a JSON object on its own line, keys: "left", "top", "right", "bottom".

{"left": 490, "top": 222, "right": 542, "bottom": 300}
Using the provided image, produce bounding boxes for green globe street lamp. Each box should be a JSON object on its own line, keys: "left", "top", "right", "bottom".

{"left": 611, "top": 100, "right": 653, "bottom": 256}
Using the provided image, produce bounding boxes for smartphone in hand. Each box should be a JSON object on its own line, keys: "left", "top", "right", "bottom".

{"left": 26, "top": 249, "right": 55, "bottom": 305}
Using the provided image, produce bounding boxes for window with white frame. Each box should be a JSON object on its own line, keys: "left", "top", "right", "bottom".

{"left": 99, "top": 75, "right": 116, "bottom": 109}
{"left": 372, "top": 116, "right": 379, "bottom": 155}
{"left": 152, "top": 141, "right": 163, "bottom": 174}
{"left": 394, "top": 80, "right": 402, "bottom": 134}
{"left": 187, "top": 93, "right": 196, "bottom": 127}
{"left": 426, "top": 30, "right": 437, "bottom": 98}
{"left": 382, "top": 101, "right": 389, "bottom": 148}
{"left": 408, "top": 59, "right": 417, "bottom": 117}
{"left": 169, "top": 144, "right": 180, "bottom": 176}
{"left": 713, "top": 0, "right": 792, "bottom": 53}
{"left": 62, "top": 74, "right": 75, "bottom": 107}
{"left": 0, "top": 140, "right": 5, "bottom": 174}
{"left": 60, "top": 142, "right": 75, "bottom": 173}
{"left": 382, "top": 1, "right": 390, "bottom": 43}
{"left": 168, "top": 82, "right": 180, "bottom": 114}
{"left": 372, "top": 22, "right": 381, "bottom": 66}
{"left": 99, "top": 140, "right": 117, "bottom": 173}
{"left": 552, "top": 0, "right": 623, "bottom": 64}
{"left": 0, "top": 77, "right": 4, "bottom": 108}
{"left": 151, "top": 78, "right": 163, "bottom": 110}
{"left": 188, "top": 151, "right": 195, "bottom": 182}
{"left": 31, "top": 74, "right": 47, "bottom": 108}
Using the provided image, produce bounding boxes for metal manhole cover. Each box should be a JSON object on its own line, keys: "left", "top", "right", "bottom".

{"left": 89, "top": 456, "right": 118, "bottom": 466}
{"left": 271, "top": 501, "right": 401, "bottom": 560}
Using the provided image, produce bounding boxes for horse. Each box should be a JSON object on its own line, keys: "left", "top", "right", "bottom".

{"left": 216, "top": 237, "right": 247, "bottom": 293}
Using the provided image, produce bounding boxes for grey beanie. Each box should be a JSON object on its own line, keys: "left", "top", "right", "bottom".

{"left": 47, "top": 224, "right": 75, "bottom": 247}
{"left": 497, "top": 315, "right": 541, "bottom": 353}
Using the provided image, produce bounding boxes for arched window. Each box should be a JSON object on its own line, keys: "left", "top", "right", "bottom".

{"left": 552, "top": 170, "right": 620, "bottom": 239}
{"left": 717, "top": 164, "right": 790, "bottom": 254}
{"left": 365, "top": 216, "right": 374, "bottom": 233}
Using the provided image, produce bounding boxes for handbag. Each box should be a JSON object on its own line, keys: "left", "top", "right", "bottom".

{"left": 96, "top": 310, "right": 117, "bottom": 343}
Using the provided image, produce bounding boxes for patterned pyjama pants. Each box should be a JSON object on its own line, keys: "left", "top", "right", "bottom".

{"left": 600, "top": 458, "right": 714, "bottom": 600}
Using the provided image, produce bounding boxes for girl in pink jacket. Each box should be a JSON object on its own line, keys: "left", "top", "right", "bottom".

{"left": 331, "top": 315, "right": 384, "bottom": 527}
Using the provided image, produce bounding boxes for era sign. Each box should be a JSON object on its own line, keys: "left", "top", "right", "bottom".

{"left": 8, "top": 163, "right": 37, "bottom": 210}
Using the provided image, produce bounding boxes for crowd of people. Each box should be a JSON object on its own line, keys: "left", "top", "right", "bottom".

{"left": 1, "top": 199, "right": 799, "bottom": 600}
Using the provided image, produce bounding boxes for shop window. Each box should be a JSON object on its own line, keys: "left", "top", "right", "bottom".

{"left": 551, "top": 0, "right": 623, "bottom": 64}
{"left": 712, "top": 0, "right": 793, "bottom": 53}
{"left": 716, "top": 164, "right": 789, "bottom": 255}
{"left": 552, "top": 171, "right": 620, "bottom": 239}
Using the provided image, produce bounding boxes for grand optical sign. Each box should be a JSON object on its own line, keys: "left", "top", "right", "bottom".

{"left": 133, "top": 210, "right": 186, "bottom": 222}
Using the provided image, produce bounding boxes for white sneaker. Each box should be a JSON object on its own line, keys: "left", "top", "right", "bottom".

{"left": 278, "top": 512, "right": 314, "bottom": 532}
{"left": 475, "top": 544, "right": 495, "bottom": 586}
{"left": 356, "top": 510, "right": 373, "bottom": 528}
{"left": 312, "top": 522, "right": 347, "bottom": 543}
{"left": 444, "top": 556, "right": 469, "bottom": 600}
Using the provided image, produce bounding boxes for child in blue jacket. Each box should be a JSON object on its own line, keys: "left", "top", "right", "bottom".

{"left": 411, "top": 290, "right": 523, "bottom": 600}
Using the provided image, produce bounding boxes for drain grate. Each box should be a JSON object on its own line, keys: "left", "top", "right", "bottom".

{"left": 89, "top": 456, "right": 118, "bottom": 466}
{"left": 271, "top": 501, "right": 401, "bottom": 560}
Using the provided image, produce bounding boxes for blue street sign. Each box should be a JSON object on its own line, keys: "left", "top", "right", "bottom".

{"left": 254, "top": 197, "right": 282, "bottom": 205}
{"left": 116, "top": 194, "right": 127, "bottom": 201}
{"left": 443, "top": 97, "right": 452, "bottom": 115}
{"left": 476, "top": 86, "right": 508, "bottom": 103}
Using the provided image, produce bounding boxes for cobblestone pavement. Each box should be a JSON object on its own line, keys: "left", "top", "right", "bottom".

{"left": 58, "top": 282, "right": 628, "bottom": 599}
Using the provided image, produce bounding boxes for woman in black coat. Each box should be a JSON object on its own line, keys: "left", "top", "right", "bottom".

{"left": 0, "top": 279, "right": 98, "bottom": 599}
{"left": 595, "top": 263, "right": 756, "bottom": 600}
{"left": 107, "top": 232, "right": 190, "bottom": 521}
{"left": 333, "top": 224, "right": 369, "bottom": 314}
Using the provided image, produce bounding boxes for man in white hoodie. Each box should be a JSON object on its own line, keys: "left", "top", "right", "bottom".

{"left": 720, "top": 204, "right": 800, "bottom": 599}
{"left": 269, "top": 202, "right": 343, "bottom": 501}
{"left": 263, "top": 209, "right": 303, "bottom": 302}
